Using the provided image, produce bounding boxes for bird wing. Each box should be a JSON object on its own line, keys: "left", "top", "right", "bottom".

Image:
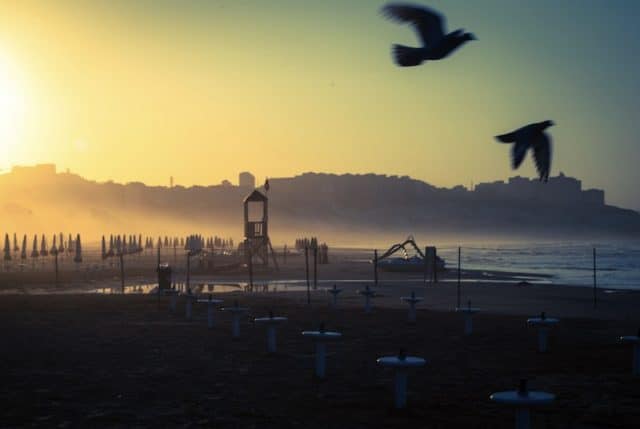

{"left": 511, "top": 140, "right": 530, "bottom": 169}
{"left": 532, "top": 132, "right": 552, "bottom": 182}
{"left": 495, "top": 131, "right": 518, "bottom": 143}
{"left": 381, "top": 3, "right": 446, "bottom": 46}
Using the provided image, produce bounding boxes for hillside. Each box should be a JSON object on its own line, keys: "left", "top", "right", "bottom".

{"left": 1, "top": 165, "right": 638, "bottom": 244}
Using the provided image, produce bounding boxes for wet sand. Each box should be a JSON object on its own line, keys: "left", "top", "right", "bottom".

{"left": 1, "top": 292, "right": 639, "bottom": 428}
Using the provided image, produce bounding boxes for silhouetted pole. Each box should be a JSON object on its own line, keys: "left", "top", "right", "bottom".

{"left": 305, "top": 246, "right": 310, "bottom": 305}
{"left": 457, "top": 247, "right": 461, "bottom": 308}
{"left": 157, "top": 246, "right": 160, "bottom": 268}
{"left": 54, "top": 251, "right": 59, "bottom": 288}
{"left": 423, "top": 246, "right": 428, "bottom": 286}
{"left": 433, "top": 248, "right": 438, "bottom": 284}
{"left": 313, "top": 245, "right": 318, "bottom": 290}
{"left": 119, "top": 252, "right": 125, "bottom": 294}
{"left": 593, "top": 247, "right": 597, "bottom": 309}
{"left": 186, "top": 252, "right": 191, "bottom": 291}
{"left": 283, "top": 244, "right": 287, "bottom": 265}
{"left": 248, "top": 246, "right": 253, "bottom": 289}
{"left": 373, "top": 249, "right": 378, "bottom": 287}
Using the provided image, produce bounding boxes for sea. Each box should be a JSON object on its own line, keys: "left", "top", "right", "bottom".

{"left": 433, "top": 242, "right": 640, "bottom": 290}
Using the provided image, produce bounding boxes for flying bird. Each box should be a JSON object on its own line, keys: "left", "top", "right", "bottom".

{"left": 381, "top": 3, "right": 476, "bottom": 67}
{"left": 495, "top": 120, "right": 555, "bottom": 182}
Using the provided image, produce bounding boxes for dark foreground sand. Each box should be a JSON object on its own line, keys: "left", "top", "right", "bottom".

{"left": 1, "top": 292, "right": 639, "bottom": 428}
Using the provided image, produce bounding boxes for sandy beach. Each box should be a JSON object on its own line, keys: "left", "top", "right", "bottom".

{"left": 2, "top": 278, "right": 640, "bottom": 428}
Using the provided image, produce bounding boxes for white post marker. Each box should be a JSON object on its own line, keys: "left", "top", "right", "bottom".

{"left": 376, "top": 349, "right": 426, "bottom": 409}
{"left": 197, "top": 294, "right": 223, "bottom": 328}
{"left": 301, "top": 323, "right": 342, "bottom": 378}
{"left": 490, "top": 379, "right": 555, "bottom": 429}
{"left": 328, "top": 284, "right": 343, "bottom": 308}
{"left": 359, "top": 285, "right": 375, "bottom": 313}
{"left": 221, "top": 300, "right": 249, "bottom": 338}
{"left": 619, "top": 329, "right": 640, "bottom": 376}
{"left": 184, "top": 289, "right": 196, "bottom": 321}
{"left": 254, "top": 311, "right": 288, "bottom": 353}
{"left": 527, "top": 312, "right": 559, "bottom": 353}
{"left": 455, "top": 300, "right": 480, "bottom": 335}
{"left": 400, "top": 291, "right": 423, "bottom": 323}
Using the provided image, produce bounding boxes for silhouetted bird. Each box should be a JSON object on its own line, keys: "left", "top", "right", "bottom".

{"left": 495, "top": 120, "right": 555, "bottom": 182}
{"left": 381, "top": 3, "right": 476, "bottom": 67}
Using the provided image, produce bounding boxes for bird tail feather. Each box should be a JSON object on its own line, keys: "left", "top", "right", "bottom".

{"left": 392, "top": 44, "right": 424, "bottom": 67}
{"left": 495, "top": 132, "right": 517, "bottom": 143}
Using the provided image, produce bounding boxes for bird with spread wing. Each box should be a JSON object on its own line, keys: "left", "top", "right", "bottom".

{"left": 495, "top": 121, "right": 555, "bottom": 182}
{"left": 381, "top": 3, "right": 476, "bottom": 67}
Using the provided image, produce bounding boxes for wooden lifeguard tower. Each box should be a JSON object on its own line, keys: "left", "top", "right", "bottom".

{"left": 243, "top": 190, "right": 278, "bottom": 269}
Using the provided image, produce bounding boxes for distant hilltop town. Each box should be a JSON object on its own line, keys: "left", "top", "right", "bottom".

{"left": 472, "top": 173, "right": 604, "bottom": 206}
{"left": 0, "top": 164, "right": 636, "bottom": 240}
{"left": 3, "top": 164, "right": 607, "bottom": 207}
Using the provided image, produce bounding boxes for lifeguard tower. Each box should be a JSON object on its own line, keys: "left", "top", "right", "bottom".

{"left": 243, "top": 190, "right": 278, "bottom": 269}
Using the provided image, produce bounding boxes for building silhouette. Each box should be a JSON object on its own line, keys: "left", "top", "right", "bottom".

{"left": 473, "top": 172, "right": 604, "bottom": 205}
{"left": 239, "top": 172, "right": 255, "bottom": 189}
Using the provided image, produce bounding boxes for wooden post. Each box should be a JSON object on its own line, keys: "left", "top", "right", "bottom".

{"left": 54, "top": 251, "right": 59, "bottom": 288}
{"left": 305, "top": 246, "right": 310, "bottom": 305}
{"left": 247, "top": 245, "right": 253, "bottom": 290}
{"left": 457, "top": 246, "right": 461, "bottom": 308}
{"left": 593, "top": 247, "right": 597, "bottom": 309}
{"left": 119, "top": 252, "right": 125, "bottom": 294}
{"left": 433, "top": 248, "right": 438, "bottom": 284}
{"left": 313, "top": 245, "right": 318, "bottom": 290}
{"left": 373, "top": 249, "right": 378, "bottom": 287}
{"left": 423, "top": 247, "right": 429, "bottom": 286}
{"left": 186, "top": 252, "right": 191, "bottom": 291}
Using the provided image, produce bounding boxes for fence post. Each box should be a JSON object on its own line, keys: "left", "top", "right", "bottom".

{"left": 305, "top": 246, "right": 310, "bottom": 305}
{"left": 423, "top": 246, "right": 428, "bottom": 286}
{"left": 593, "top": 247, "right": 597, "bottom": 309}
{"left": 373, "top": 249, "right": 378, "bottom": 287}
{"left": 119, "top": 252, "right": 125, "bottom": 294}
{"left": 457, "top": 247, "right": 461, "bottom": 308}
{"left": 313, "top": 245, "right": 318, "bottom": 290}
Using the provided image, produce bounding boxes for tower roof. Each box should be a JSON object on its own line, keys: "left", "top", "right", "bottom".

{"left": 243, "top": 189, "right": 267, "bottom": 203}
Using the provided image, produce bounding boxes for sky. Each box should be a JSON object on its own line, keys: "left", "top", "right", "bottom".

{"left": 0, "top": 0, "right": 639, "bottom": 209}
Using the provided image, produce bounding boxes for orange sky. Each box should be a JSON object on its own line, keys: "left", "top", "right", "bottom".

{"left": 0, "top": 1, "right": 639, "bottom": 209}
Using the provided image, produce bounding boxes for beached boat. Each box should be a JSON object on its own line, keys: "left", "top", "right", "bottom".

{"left": 378, "top": 255, "right": 445, "bottom": 272}
{"left": 376, "top": 236, "right": 446, "bottom": 273}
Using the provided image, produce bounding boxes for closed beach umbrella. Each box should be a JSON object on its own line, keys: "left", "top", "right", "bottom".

{"left": 67, "top": 234, "right": 73, "bottom": 254}
{"left": 31, "top": 235, "right": 39, "bottom": 258}
{"left": 101, "top": 236, "right": 107, "bottom": 259}
{"left": 13, "top": 233, "right": 18, "bottom": 252}
{"left": 4, "top": 233, "right": 11, "bottom": 261}
{"left": 74, "top": 234, "right": 82, "bottom": 263}
{"left": 58, "top": 233, "right": 64, "bottom": 253}
{"left": 50, "top": 235, "right": 58, "bottom": 255}
{"left": 20, "top": 235, "right": 27, "bottom": 260}
{"left": 40, "top": 234, "right": 48, "bottom": 257}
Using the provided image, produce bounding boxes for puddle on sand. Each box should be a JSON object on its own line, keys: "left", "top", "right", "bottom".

{"left": 0, "top": 276, "right": 551, "bottom": 295}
